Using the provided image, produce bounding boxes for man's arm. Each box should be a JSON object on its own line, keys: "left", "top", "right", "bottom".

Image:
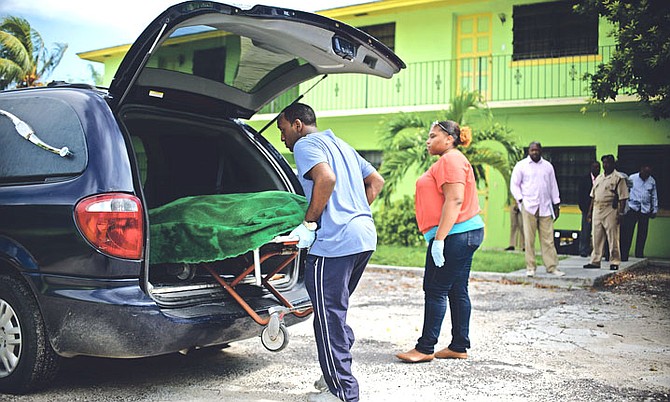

{"left": 303, "top": 162, "right": 336, "bottom": 222}
{"left": 363, "top": 171, "right": 384, "bottom": 205}
{"left": 549, "top": 165, "right": 561, "bottom": 206}
{"left": 549, "top": 166, "right": 561, "bottom": 220}
{"left": 510, "top": 164, "right": 522, "bottom": 203}
{"left": 651, "top": 179, "right": 658, "bottom": 218}
{"left": 619, "top": 175, "right": 629, "bottom": 218}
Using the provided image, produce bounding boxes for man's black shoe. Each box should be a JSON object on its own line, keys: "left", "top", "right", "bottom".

{"left": 504, "top": 246, "right": 515, "bottom": 251}
{"left": 610, "top": 265, "right": 619, "bottom": 270}
{"left": 580, "top": 253, "right": 588, "bottom": 258}
{"left": 583, "top": 263, "right": 600, "bottom": 269}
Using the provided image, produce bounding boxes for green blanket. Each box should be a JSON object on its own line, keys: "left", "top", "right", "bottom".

{"left": 149, "top": 191, "right": 307, "bottom": 264}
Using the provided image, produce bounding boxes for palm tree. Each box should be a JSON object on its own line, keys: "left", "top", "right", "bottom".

{"left": 88, "top": 64, "right": 103, "bottom": 86}
{"left": 0, "top": 16, "right": 67, "bottom": 89}
{"left": 377, "top": 91, "right": 524, "bottom": 205}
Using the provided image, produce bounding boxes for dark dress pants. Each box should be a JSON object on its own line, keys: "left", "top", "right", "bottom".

{"left": 621, "top": 210, "right": 651, "bottom": 259}
{"left": 579, "top": 211, "right": 592, "bottom": 256}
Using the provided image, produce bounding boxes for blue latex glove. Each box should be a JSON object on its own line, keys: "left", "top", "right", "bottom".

{"left": 289, "top": 223, "right": 316, "bottom": 249}
{"left": 431, "top": 239, "right": 445, "bottom": 267}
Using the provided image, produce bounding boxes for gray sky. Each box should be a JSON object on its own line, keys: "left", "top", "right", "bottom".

{"left": 0, "top": 0, "right": 371, "bottom": 83}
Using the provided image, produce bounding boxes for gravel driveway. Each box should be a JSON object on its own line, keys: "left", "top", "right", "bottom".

{"left": 4, "top": 265, "right": 669, "bottom": 402}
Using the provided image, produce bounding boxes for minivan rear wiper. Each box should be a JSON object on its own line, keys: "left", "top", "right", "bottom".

{"left": 258, "top": 74, "right": 328, "bottom": 136}
{"left": 0, "top": 109, "right": 72, "bottom": 157}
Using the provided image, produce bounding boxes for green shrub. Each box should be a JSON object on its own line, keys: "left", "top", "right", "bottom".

{"left": 376, "top": 195, "right": 424, "bottom": 247}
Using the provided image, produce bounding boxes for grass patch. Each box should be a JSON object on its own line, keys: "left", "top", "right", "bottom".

{"left": 370, "top": 244, "right": 547, "bottom": 273}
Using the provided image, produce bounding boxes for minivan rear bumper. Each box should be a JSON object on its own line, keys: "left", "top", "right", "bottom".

{"left": 29, "top": 273, "right": 310, "bottom": 358}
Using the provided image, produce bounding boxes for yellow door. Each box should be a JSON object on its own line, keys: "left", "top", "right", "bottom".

{"left": 456, "top": 14, "right": 492, "bottom": 100}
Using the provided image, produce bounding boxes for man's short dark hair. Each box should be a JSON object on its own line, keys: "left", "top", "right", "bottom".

{"left": 529, "top": 141, "right": 542, "bottom": 148}
{"left": 281, "top": 103, "right": 316, "bottom": 126}
{"left": 601, "top": 154, "right": 615, "bottom": 163}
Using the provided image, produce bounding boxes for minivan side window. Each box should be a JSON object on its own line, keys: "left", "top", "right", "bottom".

{"left": 0, "top": 95, "right": 87, "bottom": 184}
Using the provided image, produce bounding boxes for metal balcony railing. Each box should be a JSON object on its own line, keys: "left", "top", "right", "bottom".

{"left": 261, "top": 45, "right": 615, "bottom": 114}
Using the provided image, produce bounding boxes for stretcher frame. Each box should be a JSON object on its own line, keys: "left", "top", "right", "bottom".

{"left": 200, "top": 236, "right": 313, "bottom": 351}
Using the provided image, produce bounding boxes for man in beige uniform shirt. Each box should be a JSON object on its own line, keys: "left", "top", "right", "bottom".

{"left": 584, "top": 154, "right": 629, "bottom": 270}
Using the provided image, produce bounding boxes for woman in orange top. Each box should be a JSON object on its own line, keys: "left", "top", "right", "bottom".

{"left": 397, "top": 120, "right": 485, "bottom": 363}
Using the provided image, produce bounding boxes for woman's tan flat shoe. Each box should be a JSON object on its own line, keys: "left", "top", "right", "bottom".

{"left": 434, "top": 347, "right": 467, "bottom": 359}
{"left": 396, "top": 348, "right": 434, "bottom": 363}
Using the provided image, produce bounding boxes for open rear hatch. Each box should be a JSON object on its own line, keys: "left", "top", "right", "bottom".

{"left": 110, "top": 1, "right": 405, "bottom": 310}
{"left": 108, "top": 1, "right": 405, "bottom": 118}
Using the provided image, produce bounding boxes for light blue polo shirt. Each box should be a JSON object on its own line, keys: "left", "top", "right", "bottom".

{"left": 293, "top": 129, "right": 377, "bottom": 258}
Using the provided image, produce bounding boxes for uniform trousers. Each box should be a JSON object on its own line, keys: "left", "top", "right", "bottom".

{"left": 305, "top": 251, "right": 372, "bottom": 402}
{"left": 590, "top": 202, "right": 621, "bottom": 266}
{"left": 521, "top": 207, "right": 558, "bottom": 274}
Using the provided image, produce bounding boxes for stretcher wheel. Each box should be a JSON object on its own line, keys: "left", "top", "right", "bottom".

{"left": 261, "top": 323, "right": 289, "bottom": 352}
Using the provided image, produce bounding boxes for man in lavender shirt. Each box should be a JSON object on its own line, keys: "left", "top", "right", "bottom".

{"left": 510, "top": 142, "right": 565, "bottom": 277}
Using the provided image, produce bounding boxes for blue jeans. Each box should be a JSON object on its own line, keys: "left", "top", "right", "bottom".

{"left": 416, "top": 228, "right": 484, "bottom": 354}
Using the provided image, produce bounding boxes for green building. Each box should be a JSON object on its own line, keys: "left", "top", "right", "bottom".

{"left": 79, "top": 0, "right": 670, "bottom": 257}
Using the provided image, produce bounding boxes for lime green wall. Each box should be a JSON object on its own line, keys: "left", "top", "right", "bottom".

{"left": 248, "top": 100, "right": 670, "bottom": 258}
{"left": 248, "top": 113, "right": 386, "bottom": 152}
{"left": 88, "top": 0, "right": 666, "bottom": 257}
{"left": 101, "top": 58, "right": 121, "bottom": 87}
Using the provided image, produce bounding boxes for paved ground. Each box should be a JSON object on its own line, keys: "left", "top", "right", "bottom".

{"left": 371, "top": 254, "right": 650, "bottom": 290}
{"left": 470, "top": 254, "right": 647, "bottom": 288}
{"left": 4, "top": 255, "right": 669, "bottom": 402}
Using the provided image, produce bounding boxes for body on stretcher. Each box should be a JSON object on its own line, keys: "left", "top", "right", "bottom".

{"left": 201, "top": 235, "right": 313, "bottom": 352}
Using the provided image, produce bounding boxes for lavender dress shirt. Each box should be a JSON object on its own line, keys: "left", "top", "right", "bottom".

{"left": 510, "top": 156, "right": 561, "bottom": 217}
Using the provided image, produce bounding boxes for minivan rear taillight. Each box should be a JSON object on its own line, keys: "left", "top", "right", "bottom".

{"left": 75, "top": 193, "right": 144, "bottom": 259}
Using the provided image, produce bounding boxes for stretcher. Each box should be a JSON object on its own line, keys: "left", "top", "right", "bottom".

{"left": 200, "top": 235, "right": 313, "bottom": 352}
{"left": 147, "top": 192, "right": 313, "bottom": 351}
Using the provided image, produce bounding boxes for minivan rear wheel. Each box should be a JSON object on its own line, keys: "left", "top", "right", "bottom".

{"left": 0, "top": 274, "right": 60, "bottom": 394}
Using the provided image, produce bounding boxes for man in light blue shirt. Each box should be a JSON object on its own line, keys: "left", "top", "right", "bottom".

{"left": 278, "top": 103, "right": 384, "bottom": 402}
{"left": 621, "top": 164, "right": 658, "bottom": 260}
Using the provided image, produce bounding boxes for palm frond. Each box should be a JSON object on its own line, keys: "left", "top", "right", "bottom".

{"left": 0, "top": 31, "right": 31, "bottom": 71}
{"left": 37, "top": 42, "right": 67, "bottom": 80}
{"left": 378, "top": 112, "right": 427, "bottom": 145}
{"left": 464, "top": 147, "right": 510, "bottom": 187}
{"left": 445, "top": 91, "right": 483, "bottom": 124}
{"left": 0, "top": 58, "right": 24, "bottom": 80}
{"left": 475, "top": 123, "right": 524, "bottom": 167}
{"left": 1, "top": 16, "right": 66, "bottom": 88}
{"left": 0, "top": 16, "right": 33, "bottom": 52}
{"left": 378, "top": 91, "right": 523, "bottom": 206}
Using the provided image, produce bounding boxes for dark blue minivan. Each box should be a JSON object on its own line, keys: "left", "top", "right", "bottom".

{"left": 0, "top": 1, "right": 404, "bottom": 394}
